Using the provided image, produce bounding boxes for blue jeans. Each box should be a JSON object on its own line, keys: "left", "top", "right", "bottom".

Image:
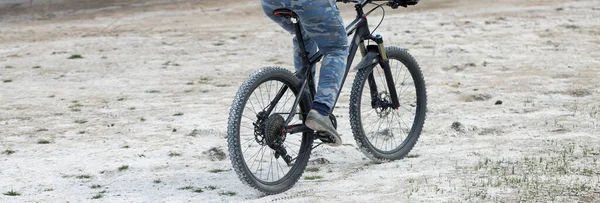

{"left": 261, "top": 0, "right": 349, "bottom": 113}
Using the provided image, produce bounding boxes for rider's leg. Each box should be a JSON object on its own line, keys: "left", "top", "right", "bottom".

{"left": 261, "top": 0, "right": 348, "bottom": 114}
{"left": 292, "top": 0, "right": 347, "bottom": 145}
{"left": 292, "top": 0, "right": 349, "bottom": 115}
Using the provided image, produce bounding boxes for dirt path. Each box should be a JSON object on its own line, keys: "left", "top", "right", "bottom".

{"left": 1, "top": 0, "right": 599, "bottom": 202}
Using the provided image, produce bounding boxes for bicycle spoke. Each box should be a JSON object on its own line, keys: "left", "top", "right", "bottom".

{"left": 373, "top": 114, "right": 387, "bottom": 148}
{"left": 248, "top": 145, "right": 266, "bottom": 172}
{"left": 269, "top": 150, "right": 274, "bottom": 181}
{"left": 398, "top": 105, "right": 416, "bottom": 116}
{"left": 395, "top": 111, "right": 411, "bottom": 132}
{"left": 246, "top": 98, "right": 259, "bottom": 115}
{"left": 267, "top": 81, "right": 273, "bottom": 109}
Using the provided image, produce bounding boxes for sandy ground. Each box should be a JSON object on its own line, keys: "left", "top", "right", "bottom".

{"left": 1, "top": 0, "right": 599, "bottom": 202}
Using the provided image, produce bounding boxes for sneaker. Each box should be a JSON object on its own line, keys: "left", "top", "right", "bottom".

{"left": 305, "top": 109, "right": 342, "bottom": 147}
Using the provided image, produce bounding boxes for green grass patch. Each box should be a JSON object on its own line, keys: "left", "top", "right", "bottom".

{"left": 168, "top": 152, "right": 181, "bottom": 157}
{"left": 198, "top": 76, "right": 212, "bottom": 84}
{"left": 74, "top": 119, "right": 88, "bottom": 124}
{"left": 304, "top": 175, "right": 323, "bottom": 180}
{"left": 466, "top": 143, "right": 600, "bottom": 202}
{"left": 172, "top": 112, "right": 184, "bottom": 116}
{"left": 90, "top": 184, "right": 102, "bottom": 189}
{"left": 5, "top": 65, "right": 14, "bottom": 69}
{"left": 218, "top": 191, "right": 236, "bottom": 196}
{"left": 178, "top": 186, "right": 195, "bottom": 190}
{"left": 76, "top": 175, "right": 92, "bottom": 179}
{"left": 305, "top": 167, "right": 320, "bottom": 172}
{"left": 118, "top": 165, "right": 129, "bottom": 171}
{"left": 91, "top": 194, "right": 103, "bottom": 199}
{"left": 3, "top": 189, "right": 20, "bottom": 196}
{"left": 162, "top": 61, "right": 180, "bottom": 66}
{"left": 406, "top": 154, "right": 420, "bottom": 158}
{"left": 178, "top": 185, "right": 211, "bottom": 193}
{"left": 69, "top": 104, "right": 83, "bottom": 109}
{"left": 208, "top": 169, "right": 226, "bottom": 173}
{"left": 117, "top": 97, "right": 126, "bottom": 101}
{"left": 3, "top": 79, "right": 12, "bottom": 83}
{"left": 2, "top": 149, "right": 16, "bottom": 155}
{"left": 145, "top": 90, "right": 161, "bottom": 93}
{"left": 205, "top": 186, "right": 217, "bottom": 190}
{"left": 32, "top": 66, "right": 41, "bottom": 69}
{"left": 68, "top": 54, "right": 83, "bottom": 59}
{"left": 37, "top": 139, "right": 51, "bottom": 144}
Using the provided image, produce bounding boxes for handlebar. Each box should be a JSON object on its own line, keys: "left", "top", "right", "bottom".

{"left": 336, "top": 0, "right": 418, "bottom": 9}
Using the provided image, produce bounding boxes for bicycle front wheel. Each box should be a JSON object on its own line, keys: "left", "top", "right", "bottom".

{"left": 227, "top": 67, "right": 313, "bottom": 194}
{"left": 349, "top": 46, "right": 427, "bottom": 162}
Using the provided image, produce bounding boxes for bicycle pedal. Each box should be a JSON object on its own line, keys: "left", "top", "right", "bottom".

{"left": 314, "top": 132, "right": 335, "bottom": 143}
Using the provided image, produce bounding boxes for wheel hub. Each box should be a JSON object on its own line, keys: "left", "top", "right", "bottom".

{"left": 375, "top": 92, "right": 393, "bottom": 117}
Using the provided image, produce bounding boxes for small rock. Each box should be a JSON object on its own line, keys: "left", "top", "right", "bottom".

{"left": 204, "top": 147, "right": 226, "bottom": 161}
{"left": 451, "top": 121, "right": 466, "bottom": 132}
{"left": 495, "top": 100, "right": 503, "bottom": 105}
{"left": 187, "top": 129, "right": 200, "bottom": 137}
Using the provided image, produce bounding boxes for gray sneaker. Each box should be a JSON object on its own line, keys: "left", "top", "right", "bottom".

{"left": 305, "top": 109, "right": 342, "bottom": 147}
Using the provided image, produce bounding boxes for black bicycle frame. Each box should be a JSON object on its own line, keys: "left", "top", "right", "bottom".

{"left": 270, "top": 0, "right": 400, "bottom": 130}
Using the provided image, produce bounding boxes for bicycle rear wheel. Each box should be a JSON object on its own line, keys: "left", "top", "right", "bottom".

{"left": 349, "top": 46, "right": 427, "bottom": 162}
{"left": 227, "top": 67, "right": 313, "bottom": 194}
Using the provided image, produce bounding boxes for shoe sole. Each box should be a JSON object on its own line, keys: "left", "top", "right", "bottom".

{"left": 305, "top": 119, "right": 342, "bottom": 147}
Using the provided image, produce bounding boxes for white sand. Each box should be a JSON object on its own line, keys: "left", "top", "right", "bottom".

{"left": 1, "top": 0, "right": 599, "bottom": 202}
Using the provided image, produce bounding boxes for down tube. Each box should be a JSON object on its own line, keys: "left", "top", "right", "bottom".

{"left": 329, "top": 31, "right": 362, "bottom": 115}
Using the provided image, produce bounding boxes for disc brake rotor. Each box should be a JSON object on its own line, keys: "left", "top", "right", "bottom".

{"left": 376, "top": 92, "right": 393, "bottom": 117}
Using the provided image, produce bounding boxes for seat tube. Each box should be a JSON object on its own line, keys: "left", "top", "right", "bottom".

{"left": 291, "top": 17, "right": 311, "bottom": 72}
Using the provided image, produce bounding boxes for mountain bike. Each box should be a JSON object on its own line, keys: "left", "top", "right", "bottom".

{"left": 227, "top": 0, "right": 426, "bottom": 194}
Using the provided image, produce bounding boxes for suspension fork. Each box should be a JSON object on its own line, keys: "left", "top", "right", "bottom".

{"left": 367, "top": 35, "right": 400, "bottom": 109}
{"left": 376, "top": 36, "right": 400, "bottom": 109}
{"left": 360, "top": 41, "right": 382, "bottom": 109}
